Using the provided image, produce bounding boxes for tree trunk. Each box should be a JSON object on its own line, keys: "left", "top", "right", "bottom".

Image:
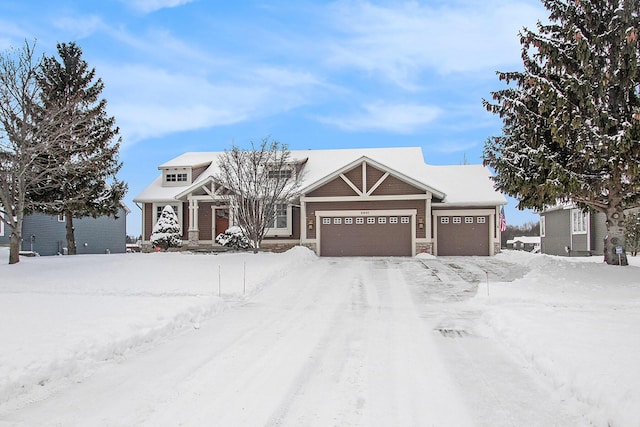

{"left": 9, "top": 230, "right": 21, "bottom": 264}
{"left": 65, "top": 212, "right": 77, "bottom": 255}
{"left": 603, "top": 205, "right": 628, "bottom": 266}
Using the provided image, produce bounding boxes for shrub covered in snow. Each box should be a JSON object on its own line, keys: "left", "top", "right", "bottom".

{"left": 151, "top": 206, "right": 182, "bottom": 251}
{"left": 215, "top": 226, "right": 249, "bottom": 250}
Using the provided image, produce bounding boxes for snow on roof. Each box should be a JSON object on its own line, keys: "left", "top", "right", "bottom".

{"left": 134, "top": 147, "right": 506, "bottom": 206}
{"left": 507, "top": 236, "right": 541, "bottom": 245}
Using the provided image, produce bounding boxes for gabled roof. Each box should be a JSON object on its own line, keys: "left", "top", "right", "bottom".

{"left": 300, "top": 154, "right": 446, "bottom": 199}
{"left": 134, "top": 147, "right": 506, "bottom": 206}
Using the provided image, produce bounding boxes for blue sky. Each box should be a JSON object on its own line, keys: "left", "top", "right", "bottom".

{"left": 1, "top": 0, "right": 546, "bottom": 235}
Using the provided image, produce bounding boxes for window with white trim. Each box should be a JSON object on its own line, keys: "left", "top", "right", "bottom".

{"left": 453, "top": 217, "right": 461, "bottom": 224}
{"left": 356, "top": 217, "right": 364, "bottom": 224}
{"left": 156, "top": 205, "right": 179, "bottom": 220}
{"left": 441, "top": 217, "right": 449, "bottom": 224}
{"left": 465, "top": 217, "right": 473, "bottom": 224}
{"left": 378, "top": 217, "right": 386, "bottom": 224}
{"left": 345, "top": 218, "right": 353, "bottom": 225}
{"left": 58, "top": 214, "right": 65, "bottom": 222}
{"left": 540, "top": 216, "right": 546, "bottom": 237}
{"left": 322, "top": 217, "right": 331, "bottom": 225}
{"left": 572, "top": 209, "right": 588, "bottom": 234}
{"left": 267, "top": 169, "right": 293, "bottom": 179}
{"left": 367, "top": 217, "right": 375, "bottom": 224}
{"left": 389, "top": 217, "right": 398, "bottom": 224}
{"left": 166, "top": 173, "right": 188, "bottom": 182}
{"left": 333, "top": 217, "right": 342, "bottom": 225}
{"left": 401, "top": 217, "right": 410, "bottom": 224}
{"left": 267, "top": 203, "right": 288, "bottom": 229}
{"left": 477, "top": 217, "right": 486, "bottom": 224}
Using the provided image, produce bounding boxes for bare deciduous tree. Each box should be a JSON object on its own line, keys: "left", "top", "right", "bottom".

{"left": 215, "top": 138, "right": 302, "bottom": 253}
{"left": 0, "top": 41, "right": 52, "bottom": 264}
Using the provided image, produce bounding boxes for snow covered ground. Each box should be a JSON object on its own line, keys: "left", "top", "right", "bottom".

{"left": 0, "top": 246, "right": 638, "bottom": 426}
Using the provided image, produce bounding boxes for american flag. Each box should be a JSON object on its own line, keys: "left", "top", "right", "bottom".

{"left": 499, "top": 207, "right": 507, "bottom": 232}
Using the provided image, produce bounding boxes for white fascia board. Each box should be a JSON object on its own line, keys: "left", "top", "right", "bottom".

{"left": 300, "top": 155, "right": 446, "bottom": 199}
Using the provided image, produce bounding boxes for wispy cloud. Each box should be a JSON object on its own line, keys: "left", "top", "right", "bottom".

{"left": 324, "top": 0, "right": 544, "bottom": 88}
{"left": 125, "top": 0, "right": 195, "bottom": 13}
{"left": 100, "top": 64, "right": 326, "bottom": 146}
{"left": 319, "top": 101, "right": 441, "bottom": 133}
{"left": 53, "top": 15, "right": 107, "bottom": 39}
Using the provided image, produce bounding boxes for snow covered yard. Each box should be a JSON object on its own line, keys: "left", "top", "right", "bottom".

{"left": 0, "top": 246, "right": 639, "bottom": 426}
{"left": 470, "top": 251, "right": 640, "bottom": 427}
{"left": 0, "top": 247, "right": 315, "bottom": 405}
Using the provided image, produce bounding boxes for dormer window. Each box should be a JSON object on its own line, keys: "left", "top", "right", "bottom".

{"left": 268, "top": 169, "right": 292, "bottom": 179}
{"left": 166, "top": 173, "right": 188, "bottom": 182}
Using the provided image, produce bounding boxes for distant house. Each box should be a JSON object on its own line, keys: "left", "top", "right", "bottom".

{"left": 0, "top": 207, "right": 128, "bottom": 256}
{"left": 506, "top": 235, "right": 540, "bottom": 252}
{"left": 134, "top": 147, "right": 507, "bottom": 257}
{"left": 539, "top": 205, "right": 606, "bottom": 257}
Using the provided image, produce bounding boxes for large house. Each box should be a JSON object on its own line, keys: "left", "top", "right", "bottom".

{"left": 0, "top": 208, "right": 128, "bottom": 256}
{"left": 134, "top": 147, "right": 507, "bottom": 257}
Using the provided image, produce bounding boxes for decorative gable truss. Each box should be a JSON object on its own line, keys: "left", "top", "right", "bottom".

{"left": 300, "top": 157, "right": 446, "bottom": 255}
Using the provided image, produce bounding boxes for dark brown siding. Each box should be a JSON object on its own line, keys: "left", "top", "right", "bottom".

{"left": 182, "top": 202, "right": 189, "bottom": 240}
{"left": 291, "top": 206, "right": 301, "bottom": 239}
{"left": 320, "top": 216, "right": 411, "bottom": 256}
{"left": 192, "top": 165, "right": 209, "bottom": 182}
{"left": 306, "top": 200, "right": 426, "bottom": 238}
{"left": 144, "top": 203, "right": 153, "bottom": 240}
{"left": 307, "top": 177, "right": 359, "bottom": 197}
{"left": 199, "top": 202, "right": 213, "bottom": 240}
{"left": 343, "top": 166, "right": 363, "bottom": 192}
{"left": 371, "top": 175, "right": 424, "bottom": 196}
{"left": 365, "top": 165, "right": 386, "bottom": 191}
{"left": 437, "top": 215, "right": 489, "bottom": 256}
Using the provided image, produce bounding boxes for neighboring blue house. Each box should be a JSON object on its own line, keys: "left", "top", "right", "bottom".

{"left": 0, "top": 207, "right": 128, "bottom": 256}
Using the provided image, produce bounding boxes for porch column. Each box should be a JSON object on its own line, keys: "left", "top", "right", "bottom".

{"left": 188, "top": 199, "right": 199, "bottom": 246}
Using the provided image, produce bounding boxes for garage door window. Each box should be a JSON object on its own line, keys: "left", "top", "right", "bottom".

{"left": 441, "top": 217, "right": 449, "bottom": 224}
{"left": 477, "top": 217, "right": 486, "bottom": 224}
{"left": 453, "top": 217, "right": 461, "bottom": 224}
{"left": 378, "top": 217, "right": 386, "bottom": 224}
{"left": 345, "top": 218, "right": 353, "bottom": 224}
{"left": 465, "top": 217, "right": 473, "bottom": 224}
{"left": 322, "top": 218, "right": 331, "bottom": 225}
{"left": 334, "top": 218, "right": 342, "bottom": 225}
{"left": 356, "top": 217, "right": 364, "bottom": 224}
{"left": 389, "top": 217, "right": 398, "bottom": 224}
{"left": 367, "top": 217, "right": 375, "bottom": 224}
{"left": 401, "top": 217, "right": 410, "bottom": 224}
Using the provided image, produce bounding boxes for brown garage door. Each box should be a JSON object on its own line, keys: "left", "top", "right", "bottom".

{"left": 437, "top": 215, "right": 490, "bottom": 256}
{"left": 320, "top": 215, "right": 412, "bottom": 256}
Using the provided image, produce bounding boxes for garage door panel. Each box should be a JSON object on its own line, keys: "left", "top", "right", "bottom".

{"left": 320, "top": 216, "right": 411, "bottom": 257}
{"left": 437, "top": 216, "right": 489, "bottom": 256}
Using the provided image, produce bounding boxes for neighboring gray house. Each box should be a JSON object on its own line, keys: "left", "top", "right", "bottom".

{"left": 539, "top": 205, "right": 606, "bottom": 257}
{"left": 0, "top": 207, "right": 128, "bottom": 256}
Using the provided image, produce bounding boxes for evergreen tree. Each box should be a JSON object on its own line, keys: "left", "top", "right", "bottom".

{"left": 483, "top": 0, "right": 640, "bottom": 265}
{"left": 31, "top": 42, "right": 127, "bottom": 255}
{"left": 624, "top": 211, "right": 640, "bottom": 256}
{"left": 151, "top": 206, "right": 182, "bottom": 251}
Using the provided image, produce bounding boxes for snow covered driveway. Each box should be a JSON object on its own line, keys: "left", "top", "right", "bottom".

{"left": 0, "top": 254, "right": 587, "bottom": 426}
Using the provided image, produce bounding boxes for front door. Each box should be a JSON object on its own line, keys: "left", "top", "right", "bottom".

{"left": 215, "top": 208, "right": 229, "bottom": 236}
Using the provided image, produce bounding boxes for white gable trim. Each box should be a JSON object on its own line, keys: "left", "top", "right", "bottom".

{"left": 301, "top": 155, "right": 446, "bottom": 199}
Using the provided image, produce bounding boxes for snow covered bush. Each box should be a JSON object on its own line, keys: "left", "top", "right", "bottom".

{"left": 215, "top": 226, "right": 249, "bottom": 250}
{"left": 151, "top": 206, "right": 182, "bottom": 251}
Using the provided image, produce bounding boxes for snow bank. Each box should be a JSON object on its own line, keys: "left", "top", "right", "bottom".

{"left": 0, "top": 246, "right": 316, "bottom": 404}
{"left": 473, "top": 251, "right": 640, "bottom": 426}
